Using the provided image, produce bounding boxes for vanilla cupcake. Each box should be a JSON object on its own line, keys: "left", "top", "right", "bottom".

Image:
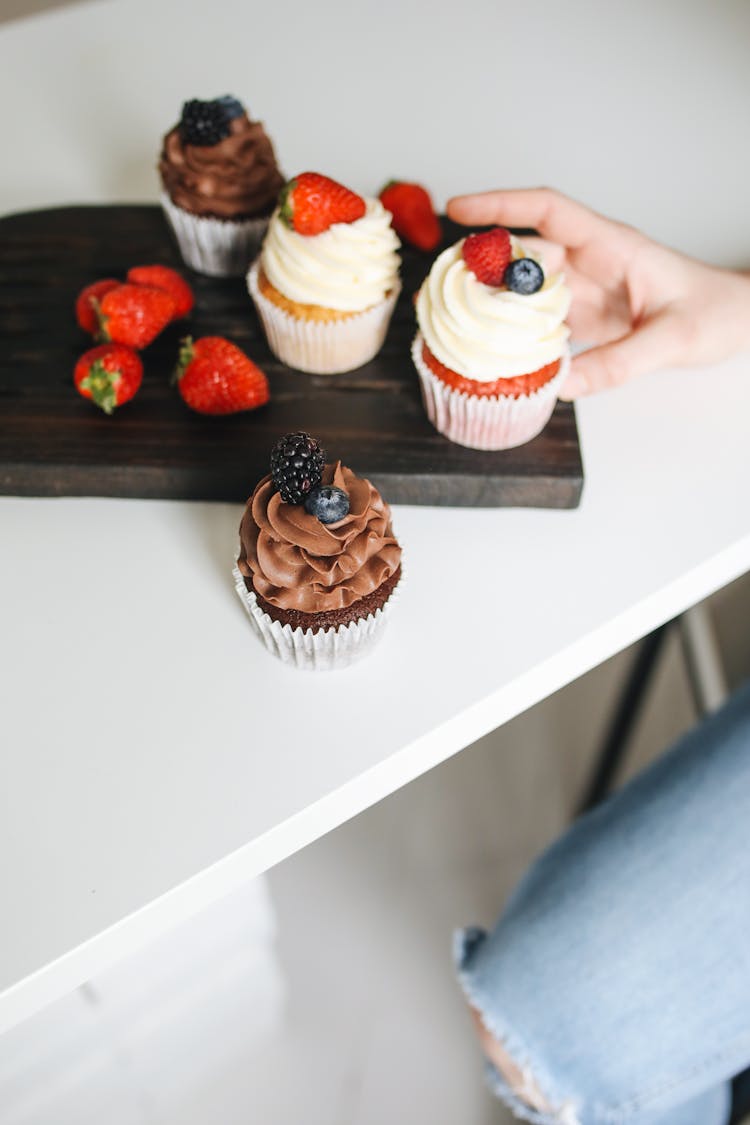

{"left": 159, "top": 96, "right": 284, "bottom": 277}
{"left": 413, "top": 227, "right": 572, "bottom": 450}
{"left": 247, "top": 172, "right": 401, "bottom": 374}
{"left": 233, "top": 432, "right": 402, "bottom": 670}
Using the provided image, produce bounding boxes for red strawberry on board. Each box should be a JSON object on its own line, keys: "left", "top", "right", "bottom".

{"left": 74, "top": 344, "right": 143, "bottom": 414}
{"left": 279, "top": 172, "right": 366, "bottom": 236}
{"left": 462, "top": 227, "right": 512, "bottom": 287}
{"left": 96, "top": 283, "right": 175, "bottom": 349}
{"left": 175, "top": 336, "right": 270, "bottom": 415}
{"left": 378, "top": 180, "right": 441, "bottom": 251}
{"left": 127, "top": 264, "right": 195, "bottom": 320}
{"left": 75, "top": 278, "right": 120, "bottom": 335}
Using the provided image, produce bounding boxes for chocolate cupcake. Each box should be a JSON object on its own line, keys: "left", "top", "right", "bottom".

{"left": 159, "top": 95, "right": 284, "bottom": 277}
{"left": 233, "top": 433, "right": 402, "bottom": 670}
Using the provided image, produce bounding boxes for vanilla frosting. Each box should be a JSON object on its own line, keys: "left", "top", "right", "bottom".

{"left": 416, "top": 237, "right": 571, "bottom": 379}
{"left": 260, "top": 198, "right": 401, "bottom": 312}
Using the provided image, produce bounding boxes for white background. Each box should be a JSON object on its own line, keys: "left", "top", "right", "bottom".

{"left": 2, "top": 0, "right": 749, "bottom": 266}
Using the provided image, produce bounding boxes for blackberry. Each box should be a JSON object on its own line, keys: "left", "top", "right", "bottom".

{"left": 179, "top": 98, "right": 234, "bottom": 146}
{"left": 305, "top": 485, "right": 350, "bottom": 524}
{"left": 504, "top": 258, "right": 545, "bottom": 295}
{"left": 270, "top": 432, "right": 326, "bottom": 504}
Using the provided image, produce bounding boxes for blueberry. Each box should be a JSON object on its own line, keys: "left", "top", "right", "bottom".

{"left": 305, "top": 485, "right": 350, "bottom": 524}
{"left": 216, "top": 95, "right": 245, "bottom": 121}
{"left": 504, "top": 258, "right": 545, "bottom": 295}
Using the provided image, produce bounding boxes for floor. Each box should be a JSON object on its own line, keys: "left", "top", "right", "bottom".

{"left": 3, "top": 572, "right": 749, "bottom": 1123}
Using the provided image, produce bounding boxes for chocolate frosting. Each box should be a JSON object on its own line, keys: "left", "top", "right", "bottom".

{"left": 159, "top": 113, "right": 284, "bottom": 219}
{"left": 238, "top": 462, "right": 402, "bottom": 613}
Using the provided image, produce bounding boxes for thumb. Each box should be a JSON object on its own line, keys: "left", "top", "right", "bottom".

{"left": 560, "top": 312, "right": 682, "bottom": 399}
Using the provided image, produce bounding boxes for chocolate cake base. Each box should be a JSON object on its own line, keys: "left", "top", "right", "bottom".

{"left": 245, "top": 567, "right": 402, "bottom": 632}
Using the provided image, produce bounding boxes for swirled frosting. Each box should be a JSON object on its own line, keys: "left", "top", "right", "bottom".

{"left": 159, "top": 113, "right": 284, "bottom": 219}
{"left": 416, "top": 237, "right": 571, "bottom": 379}
{"left": 260, "top": 198, "right": 401, "bottom": 311}
{"left": 238, "top": 462, "right": 402, "bottom": 613}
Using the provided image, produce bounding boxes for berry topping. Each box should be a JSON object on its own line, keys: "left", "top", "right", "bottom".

{"left": 215, "top": 95, "right": 245, "bottom": 120}
{"left": 74, "top": 344, "right": 143, "bottom": 414}
{"left": 462, "top": 228, "right": 512, "bottom": 287}
{"left": 279, "top": 172, "right": 366, "bottom": 236}
{"left": 127, "top": 265, "right": 194, "bottom": 320}
{"left": 179, "top": 97, "right": 242, "bottom": 146}
{"left": 379, "top": 180, "right": 441, "bottom": 251}
{"left": 304, "top": 485, "right": 350, "bottom": 524}
{"left": 175, "top": 336, "right": 270, "bottom": 415}
{"left": 270, "top": 432, "right": 326, "bottom": 504}
{"left": 75, "top": 278, "right": 121, "bottom": 335}
{"left": 504, "top": 257, "right": 545, "bottom": 295}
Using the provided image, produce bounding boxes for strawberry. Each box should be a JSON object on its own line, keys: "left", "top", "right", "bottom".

{"left": 175, "top": 336, "right": 270, "bottom": 415}
{"left": 96, "top": 283, "right": 175, "bottom": 349}
{"left": 462, "top": 228, "right": 512, "bottom": 287}
{"left": 75, "top": 278, "right": 120, "bottom": 335}
{"left": 279, "top": 172, "right": 366, "bottom": 236}
{"left": 74, "top": 344, "right": 143, "bottom": 414}
{"left": 126, "top": 264, "right": 194, "bottom": 320}
{"left": 378, "top": 180, "right": 441, "bottom": 251}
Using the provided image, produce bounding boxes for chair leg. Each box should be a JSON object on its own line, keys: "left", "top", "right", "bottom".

{"left": 678, "top": 602, "right": 729, "bottom": 717}
{"left": 575, "top": 622, "right": 672, "bottom": 816}
{"left": 575, "top": 601, "right": 729, "bottom": 817}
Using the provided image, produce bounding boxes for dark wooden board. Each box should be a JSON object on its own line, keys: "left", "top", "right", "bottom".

{"left": 0, "top": 206, "right": 583, "bottom": 507}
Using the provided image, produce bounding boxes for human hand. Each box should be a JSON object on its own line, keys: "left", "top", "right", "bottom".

{"left": 447, "top": 188, "right": 750, "bottom": 398}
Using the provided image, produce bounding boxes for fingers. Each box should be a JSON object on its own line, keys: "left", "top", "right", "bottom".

{"left": 446, "top": 188, "right": 608, "bottom": 248}
{"left": 560, "top": 312, "right": 683, "bottom": 399}
{"left": 566, "top": 298, "right": 633, "bottom": 346}
{"left": 516, "top": 236, "right": 566, "bottom": 274}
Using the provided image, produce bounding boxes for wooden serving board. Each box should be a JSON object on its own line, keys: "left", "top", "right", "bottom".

{"left": 0, "top": 206, "right": 583, "bottom": 507}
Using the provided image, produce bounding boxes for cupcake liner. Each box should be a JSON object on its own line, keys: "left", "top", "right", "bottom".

{"left": 232, "top": 564, "right": 401, "bottom": 671}
{"left": 160, "top": 192, "right": 269, "bottom": 278}
{"left": 412, "top": 333, "right": 571, "bottom": 451}
{"left": 247, "top": 260, "right": 401, "bottom": 374}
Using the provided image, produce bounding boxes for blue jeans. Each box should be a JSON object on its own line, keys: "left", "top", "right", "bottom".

{"left": 455, "top": 681, "right": 750, "bottom": 1125}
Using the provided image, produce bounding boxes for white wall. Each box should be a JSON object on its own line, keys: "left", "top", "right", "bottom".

{"left": 2, "top": 0, "right": 749, "bottom": 265}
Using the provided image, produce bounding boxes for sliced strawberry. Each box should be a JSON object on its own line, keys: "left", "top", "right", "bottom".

{"left": 279, "top": 172, "right": 366, "bottom": 236}
{"left": 422, "top": 341, "right": 560, "bottom": 399}
{"left": 75, "top": 279, "right": 121, "bottom": 335}
{"left": 462, "top": 228, "right": 512, "bottom": 287}
{"left": 379, "top": 180, "right": 441, "bottom": 251}
{"left": 126, "top": 264, "right": 194, "bottom": 319}
{"left": 74, "top": 344, "right": 143, "bottom": 414}
{"left": 96, "top": 284, "right": 175, "bottom": 349}
{"left": 175, "top": 336, "right": 270, "bottom": 415}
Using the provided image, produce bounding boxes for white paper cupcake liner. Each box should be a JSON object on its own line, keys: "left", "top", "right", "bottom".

{"left": 247, "top": 259, "right": 401, "bottom": 374}
{"left": 412, "top": 333, "right": 571, "bottom": 451}
{"left": 232, "top": 564, "right": 401, "bottom": 671}
{"left": 160, "top": 192, "right": 269, "bottom": 278}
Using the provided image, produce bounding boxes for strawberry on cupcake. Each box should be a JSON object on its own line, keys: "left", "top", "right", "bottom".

{"left": 413, "top": 227, "right": 572, "bottom": 450}
{"left": 247, "top": 172, "right": 401, "bottom": 375}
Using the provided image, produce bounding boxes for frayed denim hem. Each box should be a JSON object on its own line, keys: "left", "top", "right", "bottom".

{"left": 454, "top": 927, "right": 583, "bottom": 1125}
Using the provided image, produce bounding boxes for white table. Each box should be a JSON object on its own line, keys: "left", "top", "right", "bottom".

{"left": 2, "top": 0, "right": 750, "bottom": 1040}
